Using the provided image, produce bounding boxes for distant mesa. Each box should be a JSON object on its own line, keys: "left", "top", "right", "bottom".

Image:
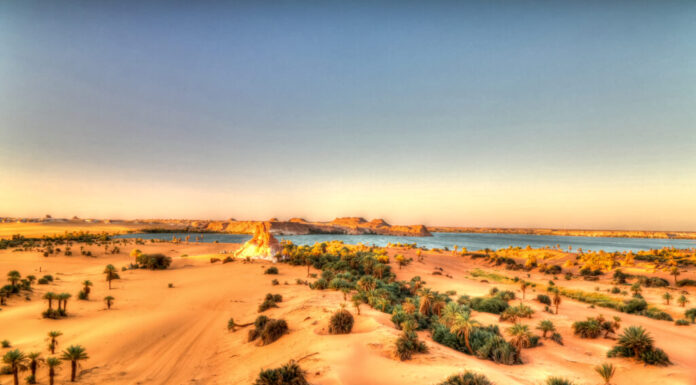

{"left": 205, "top": 217, "right": 432, "bottom": 237}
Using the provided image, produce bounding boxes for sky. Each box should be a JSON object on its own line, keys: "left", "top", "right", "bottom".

{"left": 1, "top": 1, "right": 695, "bottom": 230}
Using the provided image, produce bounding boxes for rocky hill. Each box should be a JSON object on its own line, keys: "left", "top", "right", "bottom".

{"left": 202, "top": 217, "right": 432, "bottom": 237}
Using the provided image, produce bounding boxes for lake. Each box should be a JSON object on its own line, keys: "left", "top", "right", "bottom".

{"left": 115, "top": 232, "right": 696, "bottom": 252}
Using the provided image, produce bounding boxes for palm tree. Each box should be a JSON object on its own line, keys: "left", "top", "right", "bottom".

{"left": 449, "top": 311, "right": 480, "bottom": 354}
{"left": 103, "top": 265, "right": 119, "bottom": 289}
{"left": 0, "top": 287, "right": 9, "bottom": 305}
{"left": 617, "top": 326, "right": 654, "bottom": 361}
{"left": 670, "top": 266, "right": 680, "bottom": 285}
{"left": 104, "top": 296, "right": 114, "bottom": 309}
{"left": 44, "top": 292, "right": 56, "bottom": 311}
{"left": 552, "top": 290, "right": 562, "bottom": 314}
{"left": 677, "top": 295, "right": 689, "bottom": 308}
{"left": 58, "top": 293, "right": 71, "bottom": 313}
{"left": 508, "top": 323, "right": 533, "bottom": 350}
{"left": 46, "top": 357, "right": 62, "bottom": 385}
{"left": 61, "top": 345, "right": 89, "bottom": 382}
{"left": 351, "top": 297, "right": 361, "bottom": 315}
{"left": 594, "top": 362, "right": 616, "bottom": 385}
{"left": 418, "top": 289, "right": 434, "bottom": 316}
{"left": 27, "top": 352, "right": 44, "bottom": 383}
{"left": 536, "top": 320, "right": 556, "bottom": 338}
{"left": 357, "top": 276, "right": 377, "bottom": 292}
{"left": 2, "top": 349, "right": 28, "bottom": 385}
{"left": 7, "top": 270, "right": 21, "bottom": 287}
{"left": 440, "top": 302, "right": 461, "bottom": 326}
{"left": 82, "top": 280, "right": 93, "bottom": 299}
{"left": 47, "top": 331, "right": 62, "bottom": 354}
{"left": 662, "top": 292, "right": 673, "bottom": 305}
{"left": 431, "top": 296, "right": 447, "bottom": 317}
{"left": 304, "top": 255, "right": 312, "bottom": 277}
{"left": 520, "top": 281, "right": 528, "bottom": 300}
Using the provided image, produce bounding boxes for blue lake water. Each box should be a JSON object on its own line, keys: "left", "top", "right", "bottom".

{"left": 115, "top": 232, "right": 696, "bottom": 252}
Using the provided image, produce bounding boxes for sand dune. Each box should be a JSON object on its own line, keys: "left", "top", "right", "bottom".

{"left": 1, "top": 242, "right": 694, "bottom": 385}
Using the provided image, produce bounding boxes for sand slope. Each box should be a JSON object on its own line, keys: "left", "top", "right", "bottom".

{"left": 1, "top": 243, "right": 694, "bottom": 385}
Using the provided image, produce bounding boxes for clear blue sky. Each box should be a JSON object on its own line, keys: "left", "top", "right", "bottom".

{"left": 1, "top": 1, "right": 695, "bottom": 230}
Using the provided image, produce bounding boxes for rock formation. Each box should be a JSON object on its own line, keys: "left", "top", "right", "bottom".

{"left": 234, "top": 222, "right": 281, "bottom": 261}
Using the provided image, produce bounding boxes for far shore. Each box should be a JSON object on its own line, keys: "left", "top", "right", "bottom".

{"left": 1, "top": 220, "right": 695, "bottom": 240}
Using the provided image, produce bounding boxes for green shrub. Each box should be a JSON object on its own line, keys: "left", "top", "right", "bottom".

{"left": 676, "top": 279, "right": 696, "bottom": 287}
{"left": 674, "top": 319, "right": 690, "bottom": 326}
{"left": 684, "top": 308, "right": 696, "bottom": 322}
{"left": 254, "top": 360, "right": 308, "bottom": 385}
{"left": 470, "top": 297, "right": 509, "bottom": 314}
{"left": 258, "top": 299, "right": 278, "bottom": 312}
{"left": 546, "top": 377, "right": 575, "bottom": 385}
{"left": 1, "top": 340, "right": 10, "bottom": 348}
{"left": 258, "top": 293, "right": 283, "bottom": 312}
{"left": 438, "top": 371, "right": 492, "bottom": 385}
{"left": 637, "top": 276, "right": 669, "bottom": 287}
{"left": 37, "top": 278, "right": 49, "bottom": 285}
{"left": 248, "top": 316, "right": 288, "bottom": 345}
{"left": 572, "top": 318, "right": 602, "bottom": 338}
{"left": 136, "top": 253, "right": 172, "bottom": 269}
{"left": 261, "top": 319, "right": 288, "bottom": 345}
{"left": 394, "top": 330, "right": 427, "bottom": 360}
{"left": 640, "top": 348, "right": 671, "bottom": 366}
{"left": 551, "top": 332, "right": 564, "bottom": 345}
{"left": 536, "top": 294, "right": 551, "bottom": 305}
{"left": 271, "top": 279, "right": 279, "bottom": 286}
{"left": 264, "top": 267, "right": 279, "bottom": 275}
{"left": 607, "top": 325, "right": 670, "bottom": 366}
{"left": 621, "top": 298, "right": 647, "bottom": 314}
{"left": 328, "top": 309, "right": 354, "bottom": 334}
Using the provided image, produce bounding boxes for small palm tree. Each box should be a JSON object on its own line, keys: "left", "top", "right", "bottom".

{"left": 662, "top": 292, "right": 673, "bottom": 305}
{"left": 27, "top": 352, "right": 44, "bottom": 383}
{"left": 507, "top": 323, "right": 533, "bottom": 350}
{"left": 103, "top": 265, "right": 119, "bottom": 289}
{"left": 61, "top": 345, "right": 89, "bottom": 382}
{"left": 677, "top": 295, "right": 689, "bottom": 308}
{"left": 553, "top": 290, "right": 562, "bottom": 314}
{"left": 418, "top": 289, "right": 434, "bottom": 316}
{"left": 104, "top": 296, "right": 114, "bottom": 309}
{"left": 82, "top": 280, "right": 93, "bottom": 299}
{"left": 351, "top": 297, "right": 361, "bottom": 315}
{"left": 7, "top": 270, "right": 21, "bottom": 287}
{"left": 46, "top": 357, "right": 62, "bottom": 385}
{"left": 44, "top": 292, "right": 56, "bottom": 311}
{"left": 2, "top": 349, "right": 29, "bottom": 385}
{"left": 449, "top": 311, "right": 480, "bottom": 354}
{"left": 58, "top": 293, "right": 71, "bottom": 313}
{"left": 520, "top": 281, "right": 528, "bottom": 300}
{"left": 670, "top": 266, "right": 680, "bottom": 285}
{"left": 617, "top": 326, "right": 654, "bottom": 361}
{"left": 594, "top": 362, "right": 616, "bottom": 385}
{"left": 536, "top": 320, "right": 556, "bottom": 338}
{"left": 47, "top": 331, "right": 63, "bottom": 354}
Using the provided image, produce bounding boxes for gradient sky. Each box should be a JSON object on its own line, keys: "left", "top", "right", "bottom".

{"left": 1, "top": 1, "right": 695, "bottom": 230}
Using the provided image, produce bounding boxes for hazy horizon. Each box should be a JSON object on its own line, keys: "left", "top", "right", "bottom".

{"left": 2, "top": 1, "right": 695, "bottom": 231}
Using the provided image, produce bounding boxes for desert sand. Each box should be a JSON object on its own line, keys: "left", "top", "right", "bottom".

{"left": 1, "top": 236, "right": 695, "bottom": 385}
